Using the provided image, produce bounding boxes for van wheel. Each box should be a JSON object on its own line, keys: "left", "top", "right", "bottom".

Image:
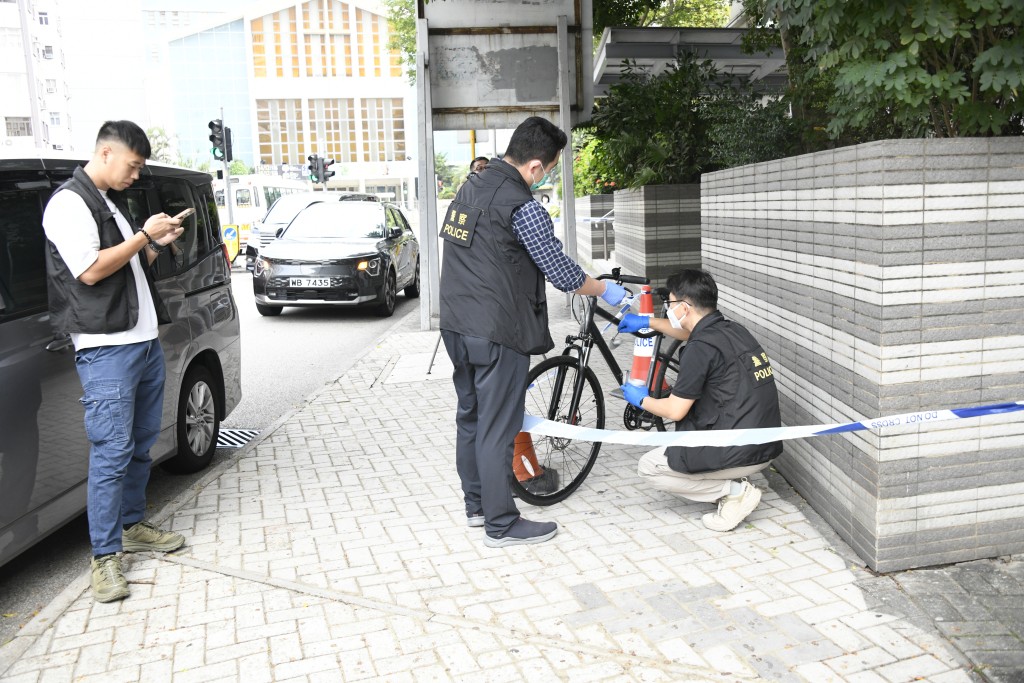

{"left": 404, "top": 259, "right": 420, "bottom": 298}
{"left": 161, "top": 366, "right": 220, "bottom": 474}
{"left": 256, "top": 303, "right": 282, "bottom": 316}
{"left": 375, "top": 270, "right": 397, "bottom": 317}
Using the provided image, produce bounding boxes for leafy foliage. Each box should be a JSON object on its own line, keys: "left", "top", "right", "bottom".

{"left": 572, "top": 129, "right": 617, "bottom": 195}
{"left": 384, "top": 0, "right": 417, "bottom": 84}
{"left": 585, "top": 53, "right": 797, "bottom": 187}
{"left": 594, "top": 0, "right": 729, "bottom": 36}
{"left": 764, "top": 0, "right": 1024, "bottom": 137}
{"left": 146, "top": 127, "right": 175, "bottom": 164}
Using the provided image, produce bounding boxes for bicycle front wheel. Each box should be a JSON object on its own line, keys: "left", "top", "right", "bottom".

{"left": 512, "top": 355, "right": 605, "bottom": 506}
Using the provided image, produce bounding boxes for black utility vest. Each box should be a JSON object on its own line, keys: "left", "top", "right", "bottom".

{"left": 667, "top": 311, "right": 783, "bottom": 474}
{"left": 45, "top": 166, "right": 168, "bottom": 336}
{"left": 439, "top": 159, "right": 554, "bottom": 356}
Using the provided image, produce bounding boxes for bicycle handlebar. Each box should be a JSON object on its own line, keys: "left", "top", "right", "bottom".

{"left": 596, "top": 267, "right": 649, "bottom": 286}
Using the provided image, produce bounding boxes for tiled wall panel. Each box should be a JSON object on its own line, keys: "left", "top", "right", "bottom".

{"left": 702, "top": 137, "right": 1024, "bottom": 571}
{"left": 612, "top": 185, "right": 701, "bottom": 282}
{"left": 575, "top": 194, "right": 614, "bottom": 266}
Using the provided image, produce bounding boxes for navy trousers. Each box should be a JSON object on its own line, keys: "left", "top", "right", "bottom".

{"left": 441, "top": 331, "right": 529, "bottom": 536}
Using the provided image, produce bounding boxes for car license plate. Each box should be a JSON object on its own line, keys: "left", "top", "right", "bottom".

{"left": 289, "top": 277, "right": 331, "bottom": 288}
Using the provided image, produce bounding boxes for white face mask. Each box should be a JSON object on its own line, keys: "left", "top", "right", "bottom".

{"left": 667, "top": 301, "right": 686, "bottom": 330}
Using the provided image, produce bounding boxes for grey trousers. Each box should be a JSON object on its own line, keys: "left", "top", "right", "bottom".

{"left": 637, "top": 446, "right": 771, "bottom": 503}
{"left": 442, "top": 331, "right": 529, "bottom": 536}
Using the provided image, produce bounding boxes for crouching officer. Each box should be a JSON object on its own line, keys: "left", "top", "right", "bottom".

{"left": 618, "top": 269, "right": 783, "bottom": 531}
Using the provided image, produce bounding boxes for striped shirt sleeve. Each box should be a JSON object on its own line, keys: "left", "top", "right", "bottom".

{"left": 510, "top": 200, "right": 586, "bottom": 292}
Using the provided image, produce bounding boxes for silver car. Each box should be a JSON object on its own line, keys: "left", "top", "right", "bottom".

{"left": 0, "top": 154, "right": 242, "bottom": 567}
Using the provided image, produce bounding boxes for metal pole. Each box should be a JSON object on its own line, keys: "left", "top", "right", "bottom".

{"left": 222, "top": 107, "right": 234, "bottom": 225}
{"left": 469, "top": 129, "right": 476, "bottom": 160}
{"left": 417, "top": 17, "right": 440, "bottom": 331}
{"left": 17, "top": 0, "right": 44, "bottom": 148}
{"left": 557, "top": 15, "right": 577, "bottom": 263}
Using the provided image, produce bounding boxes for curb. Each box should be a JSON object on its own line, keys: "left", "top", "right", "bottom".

{"left": 0, "top": 306, "right": 422, "bottom": 677}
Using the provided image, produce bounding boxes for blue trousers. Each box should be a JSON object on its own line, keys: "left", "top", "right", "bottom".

{"left": 441, "top": 331, "right": 529, "bottom": 536}
{"left": 75, "top": 339, "right": 165, "bottom": 555}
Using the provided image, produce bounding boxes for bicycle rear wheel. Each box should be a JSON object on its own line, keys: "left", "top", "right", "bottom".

{"left": 512, "top": 355, "right": 605, "bottom": 506}
{"left": 652, "top": 339, "right": 683, "bottom": 432}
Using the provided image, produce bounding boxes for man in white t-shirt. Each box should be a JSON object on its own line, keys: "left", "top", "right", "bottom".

{"left": 43, "top": 120, "right": 187, "bottom": 603}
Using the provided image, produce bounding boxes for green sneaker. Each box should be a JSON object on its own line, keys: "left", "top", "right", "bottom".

{"left": 91, "top": 554, "right": 129, "bottom": 603}
{"left": 122, "top": 521, "right": 185, "bottom": 553}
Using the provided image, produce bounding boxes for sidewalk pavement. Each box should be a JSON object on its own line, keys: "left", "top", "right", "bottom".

{"left": 1, "top": 300, "right": 1021, "bottom": 683}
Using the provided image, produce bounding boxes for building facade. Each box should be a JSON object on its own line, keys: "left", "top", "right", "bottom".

{"left": 169, "top": 0, "right": 416, "bottom": 204}
{"left": 1, "top": 0, "right": 72, "bottom": 152}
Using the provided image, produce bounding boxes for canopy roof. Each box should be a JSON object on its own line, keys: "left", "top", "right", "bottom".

{"left": 593, "top": 27, "right": 787, "bottom": 96}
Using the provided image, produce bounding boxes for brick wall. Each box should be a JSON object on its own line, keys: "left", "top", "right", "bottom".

{"left": 701, "top": 137, "right": 1024, "bottom": 572}
{"left": 612, "top": 184, "right": 701, "bottom": 282}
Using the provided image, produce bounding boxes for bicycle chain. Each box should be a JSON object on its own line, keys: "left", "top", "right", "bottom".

{"left": 623, "top": 404, "right": 656, "bottom": 431}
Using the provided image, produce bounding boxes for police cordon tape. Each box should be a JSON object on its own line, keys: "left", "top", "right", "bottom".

{"left": 521, "top": 401, "right": 1024, "bottom": 448}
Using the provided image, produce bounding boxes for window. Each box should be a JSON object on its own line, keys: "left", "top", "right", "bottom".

{"left": 360, "top": 98, "right": 405, "bottom": 163}
{"left": 49, "top": 113, "right": 60, "bottom": 126}
{"left": 234, "top": 188, "right": 252, "bottom": 208}
{"left": 45, "top": 79, "right": 56, "bottom": 93}
{"left": 0, "top": 189, "right": 49, "bottom": 319}
{"left": 122, "top": 179, "right": 206, "bottom": 278}
{"left": 43, "top": 45, "right": 53, "bottom": 59}
{"left": 215, "top": 190, "right": 225, "bottom": 206}
{"left": 5, "top": 118, "right": 32, "bottom": 137}
{"left": 38, "top": 12, "right": 48, "bottom": 25}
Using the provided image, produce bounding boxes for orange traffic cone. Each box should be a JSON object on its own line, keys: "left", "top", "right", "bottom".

{"left": 513, "top": 431, "right": 543, "bottom": 482}
{"left": 627, "top": 285, "right": 656, "bottom": 387}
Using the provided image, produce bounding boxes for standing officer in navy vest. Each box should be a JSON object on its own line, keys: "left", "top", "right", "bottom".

{"left": 618, "top": 269, "right": 783, "bottom": 532}
{"left": 43, "top": 121, "right": 187, "bottom": 602}
{"left": 440, "top": 117, "right": 628, "bottom": 547}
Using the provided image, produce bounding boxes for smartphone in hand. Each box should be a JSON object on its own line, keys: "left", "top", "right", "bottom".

{"left": 174, "top": 208, "right": 196, "bottom": 223}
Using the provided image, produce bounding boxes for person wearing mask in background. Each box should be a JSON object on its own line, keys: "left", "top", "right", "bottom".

{"left": 43, "top": 121, "right": 187, "bottom": 603}
{"left": 469, "top": 156, "right": 489, "bottom": 174}
{"left": 440, "top": 116, "right": 628, "bottom": 547}
{"left": 618, "top": 269, "right": 783, "bottom": 532}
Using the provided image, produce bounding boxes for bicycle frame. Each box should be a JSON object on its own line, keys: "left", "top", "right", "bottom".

{"left": 545, "top": 286, "right": 670, "bottom": 430}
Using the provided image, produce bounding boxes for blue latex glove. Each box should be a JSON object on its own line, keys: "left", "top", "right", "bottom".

{"left": 622, "top": 382, "right": 649, "bottom": 409}
{"left": 618, "top": 314, "right": 650, "bottom": 334}
{"left": 600, "top": 281, "right": 627, "bottom": 306}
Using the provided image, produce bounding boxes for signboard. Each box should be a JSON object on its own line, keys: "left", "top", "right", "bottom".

{"left": 221, "top": 225, "right": 239, "bottom": 262}
{"left": 423, "top": 0, "right": 593, "bottom": 131}
{"left": 417, "top": 0, "right": 592, "bottom": 328}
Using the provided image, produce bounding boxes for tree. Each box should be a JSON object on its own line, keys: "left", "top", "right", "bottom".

{"left": 594, "top": 0, "right": 729, "bottom": 36}
{"left": 146, "top": 126, "right": 175, "bottom": 164}
{"left": 384, "top": 0, "right": 417, "bottom": 84}
{"left": 762, "top": 0, "right": 1024, "bottom": 138}
{"left": 434, "top": 152, "right": 458, "bottom": 193}
{"left": 587, "top": 53, "right": 797, "bottom": 188}
{"left": 229, "top": 160, "right": 251, "bottom": 176}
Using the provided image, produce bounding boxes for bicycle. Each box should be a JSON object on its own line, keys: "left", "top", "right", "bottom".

{"left": 511, "top": 268, "right": 684, "bottom": 506}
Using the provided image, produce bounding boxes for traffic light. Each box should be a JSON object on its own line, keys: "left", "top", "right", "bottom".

{"left": 208, "top": 119, "right": 225, "bottom": 160}
{"left": 224, "top": 127, "right": 233, "bottom": 162}
{"left": 321, "top": 158, "right": 335, "bottom": 182}
{"left": 307, "top": 154, "right": 320, "bottom": 182}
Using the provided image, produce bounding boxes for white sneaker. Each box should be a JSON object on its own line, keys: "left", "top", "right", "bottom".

{"left": 702, "top": 480, "right": 761, "bottom": 532}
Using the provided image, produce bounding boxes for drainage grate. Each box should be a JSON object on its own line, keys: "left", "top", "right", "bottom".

{"left": 217, "top": 428, "right": 261, "bottom": 449}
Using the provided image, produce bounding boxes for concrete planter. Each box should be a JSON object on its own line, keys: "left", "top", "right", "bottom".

{"left": 574, "top": 194, "right": 615, "bottom": 266}
{"left": 702, "top": 137, "right": 1024, "bottom": 572}
{"left": 612, "top": 184, "right": 701, "bottom": 282}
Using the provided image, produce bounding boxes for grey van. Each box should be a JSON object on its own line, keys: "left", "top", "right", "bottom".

{"left": 0, "top": 154, "right": 241, "bottom": 567}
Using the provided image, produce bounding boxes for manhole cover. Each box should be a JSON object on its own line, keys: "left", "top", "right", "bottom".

{"left": 217, "top": 428, "right": 260, "bottom": 449}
